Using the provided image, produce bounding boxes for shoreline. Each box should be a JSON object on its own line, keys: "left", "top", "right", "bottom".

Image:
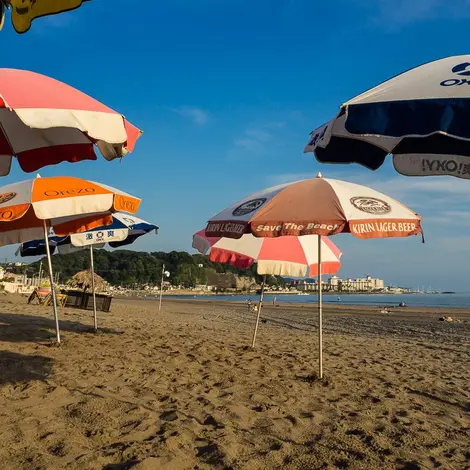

{"left": 115, "top": 296, "right": 470, "bottom": 317}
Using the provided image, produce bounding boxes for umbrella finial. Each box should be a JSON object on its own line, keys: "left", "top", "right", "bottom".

{"left": 36, "top": 173, "right": 41, "bottom": 178}
{"left": 316, "top": 172, "right": 323, "bottom": 178}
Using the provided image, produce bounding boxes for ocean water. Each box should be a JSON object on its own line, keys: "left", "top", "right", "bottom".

{"left": 171, "top": 293, "right": 470, "bottom": 309}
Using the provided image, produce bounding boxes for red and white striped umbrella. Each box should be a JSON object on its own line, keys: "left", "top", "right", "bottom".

{"left": 193, "top": 230, "right": 342, "bottom": 278}
{"left": 0, "top": 69, "right": 142, "bottom": 176}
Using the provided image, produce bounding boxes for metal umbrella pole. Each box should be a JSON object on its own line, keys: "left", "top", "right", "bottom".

{"left": 317, "top": 234, "right": 323, "bottom": 379}
{"left": 42, "top": 221, "right": 61, "bottom": 344}
{"left": 251, "top": 275, "right": 266, "bottom": 348}
{"left": 89, "top": 245, "right": 98, "bottom": 330}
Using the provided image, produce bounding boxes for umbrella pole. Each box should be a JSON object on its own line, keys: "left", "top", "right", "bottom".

{"left": 43, "top": 221, "right": 60, "bottom": 344}
{"left": 89, "top": 245, "right": 98, "bottom": 331}
{"left": 251, "top": 275, "right": 266, "bottom": 348}
{"left": 318, "top": 234, "right": 323, "bottom": 379}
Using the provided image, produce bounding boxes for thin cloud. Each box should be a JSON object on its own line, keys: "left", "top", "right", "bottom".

{"left": 171, "top": 107, "right": 209, "bottom": 125}
{"left": 230, "top": 121, "right": 286, "bottom": 157}
{"left": 366, "top": 0, "right": 470, "bottom": 28}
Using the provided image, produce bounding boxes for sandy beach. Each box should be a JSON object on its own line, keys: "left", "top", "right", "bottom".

{"left": 0, "top": 294, "right": 469, "bottom": 470}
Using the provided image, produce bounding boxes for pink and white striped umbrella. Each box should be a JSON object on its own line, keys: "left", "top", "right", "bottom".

{"left": 193, "top": 230, "right": 342, "bottom": 278}
{"left": 0, "top": 69, "right": 142, "bottom": 176}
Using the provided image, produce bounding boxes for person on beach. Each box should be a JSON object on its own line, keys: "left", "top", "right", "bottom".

{"left": 247, "top": 299, "right": 252, "bottom": 310}
{"left": 273, "top": 296, "right": 276, "bottom": 306}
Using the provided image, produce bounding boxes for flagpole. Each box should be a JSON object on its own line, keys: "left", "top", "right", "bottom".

{"left": 159, "top": 264, "right": 165, "bottom": 311}
{"left": 43, "top": 221, "right": 60, "bottom": 344}
{"left": 90, "top": 245, "right": 98, "bottom": 330}
{"left": 251, "top": 275, "right": 266, "bottom": 348}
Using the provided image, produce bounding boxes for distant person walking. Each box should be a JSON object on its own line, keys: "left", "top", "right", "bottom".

{"left": 273, "top": 296, "right": 277, "bottom": 306}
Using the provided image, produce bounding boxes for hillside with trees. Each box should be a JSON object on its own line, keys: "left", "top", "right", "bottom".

{"left": 24, "top": 250, "right": 286, "bottom": 289}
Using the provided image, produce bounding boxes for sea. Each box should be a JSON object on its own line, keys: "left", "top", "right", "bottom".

{"left": 171, "top": 293, "right": 470, "bottom": 309}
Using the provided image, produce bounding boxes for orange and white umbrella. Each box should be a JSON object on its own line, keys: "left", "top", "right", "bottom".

{"left": 204, "top": 174, "right": 422, "bottom": 378}
{"left": 0, "top": 175, "right": 140, "bottom": 344}
{"left": 0, "top": 176, "right": 140, "bottom": 246}
{"left": 0, "top": 68, "right": 141, "bottom": 176}
{"left": 205, "top": 174, "right": 422, "bottom": 240}
{"left": 193, "top": 230, "right": 341, "bottom": 278}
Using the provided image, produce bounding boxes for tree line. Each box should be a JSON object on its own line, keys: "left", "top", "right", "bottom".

{"left": 23, "top": 250, "right": 286, "bottom": 288}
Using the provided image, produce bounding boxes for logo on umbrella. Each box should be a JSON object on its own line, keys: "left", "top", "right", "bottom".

{"left": 232, "top": 198, "right": 267, "bottom": 216}
{"left": 452, "top": 63, "right": 470, "bottom": 77}
{"left": 0, "top": 192, "right": 16, "bottom": 205}
{"left": 350, "top": 197, "right": 391, "bottom": 214}
{"left": 441, "top": 63, "right": 470, "bottom": 87}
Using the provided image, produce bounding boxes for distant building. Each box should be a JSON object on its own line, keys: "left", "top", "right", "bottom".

{"left": 293, "top": 275, "right": 385, "bottom": 292}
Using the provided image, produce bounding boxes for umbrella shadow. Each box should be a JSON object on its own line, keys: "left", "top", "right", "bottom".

{"left": 0, "top": 350, "right": 53, "bottom": 385}
{"left": 0, "top": 311, "right": 123, "bottom": 344}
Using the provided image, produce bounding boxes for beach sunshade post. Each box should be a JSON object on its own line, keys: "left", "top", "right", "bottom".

{"left": 251, "top": 275, "right": 266, "bottom": 348}
{"left": 1, "top": 176, "right": 141, "bottom": 343}
{"left": 317, "top": 234, "right": 323, "bottom": 379}
{"left": 304, "top": 55, "right": 470, "bottom": 180}
{"left": 202, "top": 173, "right": 422, "bottom": 379}
{"left": 0, "top": 68, "right": 142, "bottom": 177}
{"left": 89, "top": 245, "right": 98, "bottom": 330}
{"left": 18, "top": 213, "right": 157, "bottom": 330}
{"left": 42, "top": 221, "right": 60, "bottom": 343}
{"left": 192, "top": 228, "right": 342, "bottom": 350}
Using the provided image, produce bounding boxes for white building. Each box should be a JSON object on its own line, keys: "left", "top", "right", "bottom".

{"left": 293, "top": 275, "right": 385, "bottom": 292}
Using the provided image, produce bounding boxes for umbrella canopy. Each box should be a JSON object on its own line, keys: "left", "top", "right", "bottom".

{"left": 0, "top": 68, "right": 141, "bottom": 176}
{"left": 205, "top": 174, "right": 422, "bottom": 240}
{"left": 0, "top": 176, "right": 140, "bottom": 246}
{"left": 17, "top": 212, "right": 158, "bottom": 256}
{"left": 4, "top": 0, "right": 90, "bottom": 34}
{"left": 193, "top": 230, "right": 341, "bottom": 278}
{"left": 305, "top": 55, "right": 470, "bottom": 179}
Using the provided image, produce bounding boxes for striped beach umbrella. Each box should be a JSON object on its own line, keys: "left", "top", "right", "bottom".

{"left": 204, "top": 174, "right": 422, "bottom": 377}
{"left": 305, "top": 55, "right": 470, "bottom": 179}
{"left": 0, "top": 68, "right": 141, "bottom": 176}
{"left": 205, "top": 175, "right": 422, "bottom": 240}
{"left": 17, "top": 212, "right": 157, "bottom": 331}
{"left": 193, "top": 230, "right": 342, "bottom": 347}
{"left": 0, "top": 175, "right": 140, "bottom": 343}
{"left": 193, "top": 231, "right": 341, "bottom": 278}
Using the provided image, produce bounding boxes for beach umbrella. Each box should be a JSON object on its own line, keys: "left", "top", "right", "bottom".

{"left": 1, "top": 0, "right": 90, "bottom": 34}
{"left": 204, "top": 174, "right": 422, "bottom": 378}
{"left": 17, "top": 213, "right": 158, "bottom": 330}
{"left": 304, "top": 55, "right": 470, "bottom": 179}
{"left": 192, "top": 230, "right": 342, "bottom": 347}
{"left": 0, "top": 68, "right": 141, "bottom": 176}
{"left": 0, "top": 175, "right": 140, "bottom": 343}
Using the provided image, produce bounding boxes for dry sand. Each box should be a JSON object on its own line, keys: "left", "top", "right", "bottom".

{"left": 0, "top": 294, "right": 469, "bottom": 470}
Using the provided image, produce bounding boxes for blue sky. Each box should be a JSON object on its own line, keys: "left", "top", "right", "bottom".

{"left": 1, "top": 0, "right": 470, "bottom": 290}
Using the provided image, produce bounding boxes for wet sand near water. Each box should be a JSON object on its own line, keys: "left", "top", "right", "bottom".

{"left": 0, "top": 294, "right": 469, "bottom": 469}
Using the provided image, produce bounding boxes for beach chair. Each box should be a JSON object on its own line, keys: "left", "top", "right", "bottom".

{"left": 28, "top": 288, "right": 67, "bottom": 307}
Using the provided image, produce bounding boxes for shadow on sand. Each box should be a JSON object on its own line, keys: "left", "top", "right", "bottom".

{"left": 0, "top": 350, "right": 53, "bottom": 385}
{"left": 0, "top": 310, "right": 123, "bottom": 344}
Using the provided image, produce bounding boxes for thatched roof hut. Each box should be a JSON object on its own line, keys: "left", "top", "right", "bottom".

{"left": 68, "top": 270, "right": 108, "bottom": 293}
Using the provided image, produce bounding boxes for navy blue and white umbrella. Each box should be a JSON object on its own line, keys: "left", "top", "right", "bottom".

{"left": 305, "top": 55, "right": 470, "bottom": 179}
{"left": 17, "top": 212, "right": 158, "bottom": 256}
{"left": 17, "top": 212, "right": 158, "bottom": 329}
